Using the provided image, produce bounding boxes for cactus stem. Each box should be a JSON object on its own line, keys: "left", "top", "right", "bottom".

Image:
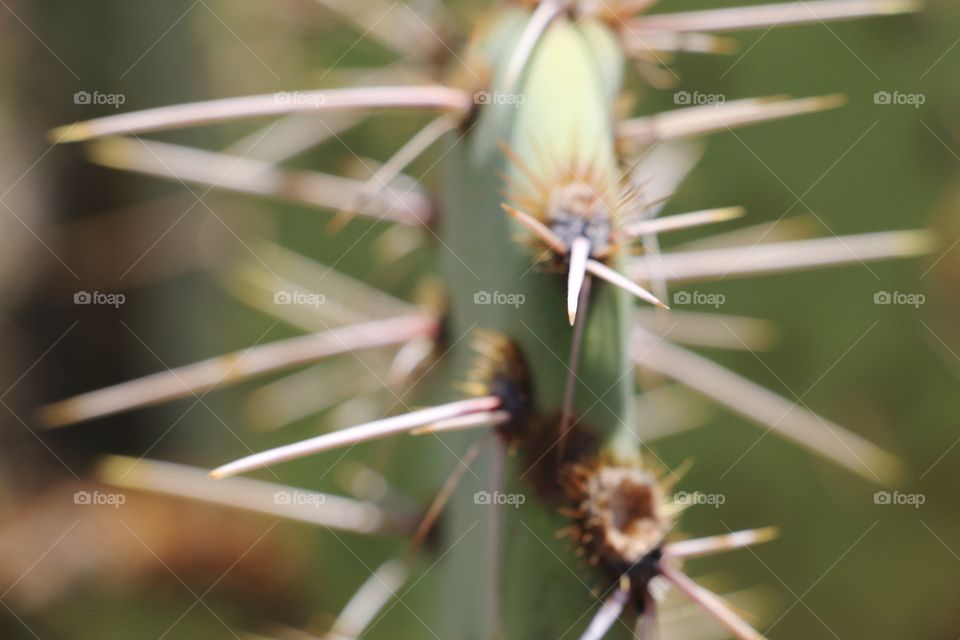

{"left": 503, "top": 0, "right": 569, "bottom": 93}
{"left": 560, "top": 276, "right": 592, "bottom": 458}
{"left": 406, "top": 433, "right": 491, "bottom": 559}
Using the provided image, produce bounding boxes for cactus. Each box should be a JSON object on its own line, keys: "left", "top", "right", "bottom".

{"left": 43, "top": 0, "right": 931, "bottom": 638}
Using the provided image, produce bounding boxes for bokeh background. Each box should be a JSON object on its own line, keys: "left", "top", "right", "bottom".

{"left": 1, "top": 0, "right": 959, "bottom": 638}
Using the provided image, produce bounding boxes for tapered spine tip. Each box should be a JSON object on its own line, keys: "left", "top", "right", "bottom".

{"left": 800, "top": 93, "right": 848, "bottom": 114}
{"left": 898, "top": 229, "right": 935, "bottom": 254}
{"left": 718, "top": 206, "right": 746, "bottom": 221}
{"left": 48, "top": 124, "right": 86, "bottom": 143}
{"left": 885, "top": 0, "right": 923, "bottom": 13}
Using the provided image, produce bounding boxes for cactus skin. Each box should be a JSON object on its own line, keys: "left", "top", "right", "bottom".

{"left": 437, "top": 12, "right": 641, "bottom": 638}
{"left": 34, "top": 1, "right": 931, "bottom": 638}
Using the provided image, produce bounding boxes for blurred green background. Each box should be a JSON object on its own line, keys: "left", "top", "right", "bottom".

{"left": 1, "top": 0, "right": 959, "bottom": 638}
